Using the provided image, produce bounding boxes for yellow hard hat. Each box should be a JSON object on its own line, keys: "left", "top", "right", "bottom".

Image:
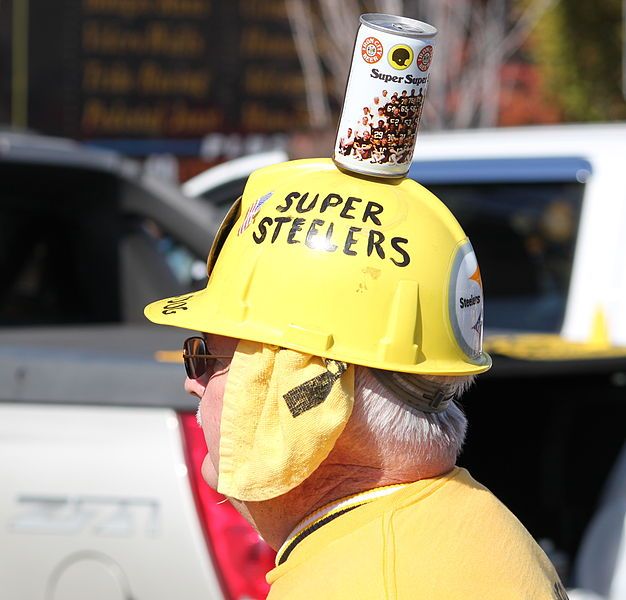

{"left": 145, "top": 158, "right": 491, "bottom": 375}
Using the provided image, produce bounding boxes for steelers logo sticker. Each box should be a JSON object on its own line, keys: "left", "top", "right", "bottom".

{"left": 449, "top": 241, "right": 484, "bottom": 360}
{"left": 361, "top": 36, "right": 383, "bottom": 64}
{"left": 388, "top": 44, "right": 414, "bottom": 70}
{"left": 417, "top": 45, "right": 434, "bottom": 72}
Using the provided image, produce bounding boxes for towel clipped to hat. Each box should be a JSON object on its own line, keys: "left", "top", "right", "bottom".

{"left": 216, "top": 340, "right": 457, "bottom": 502}
{"left": 218, "top": 340, "right": 354, "bottom": 501}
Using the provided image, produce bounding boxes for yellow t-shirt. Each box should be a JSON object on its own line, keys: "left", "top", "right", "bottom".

{"left": 266, "top": 468, "right": 568, "bottom": 599}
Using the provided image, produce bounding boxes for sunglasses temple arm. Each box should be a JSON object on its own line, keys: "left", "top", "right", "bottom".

{"left": 183, "top": 354, "right": 233, "bottom": 359}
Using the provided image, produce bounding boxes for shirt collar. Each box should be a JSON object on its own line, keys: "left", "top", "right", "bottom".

{"left": 275, "top": 483, "right": 409, "bottom": 567}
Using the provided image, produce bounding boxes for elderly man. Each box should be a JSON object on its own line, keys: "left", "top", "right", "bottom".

{"left": 145, "top": 158, "right": 567, "bottom": 599}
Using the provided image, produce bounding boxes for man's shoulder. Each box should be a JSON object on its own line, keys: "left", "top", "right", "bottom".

{"left": 267, "top": 470, "right": 565, "bottom": 599}
{"left": 391, "top": 468, "right": 541, "bottom": 552}
{"left": 389, "top": 468, "right": 564, "bottom": 599}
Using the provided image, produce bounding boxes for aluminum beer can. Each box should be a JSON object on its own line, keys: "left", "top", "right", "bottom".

{"left": 333, "top": 14, "right": 437, "bottom": 178}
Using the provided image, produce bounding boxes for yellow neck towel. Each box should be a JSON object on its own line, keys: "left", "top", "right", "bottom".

{"left": 218, "top": 340, "right": 355, "bottom": 501}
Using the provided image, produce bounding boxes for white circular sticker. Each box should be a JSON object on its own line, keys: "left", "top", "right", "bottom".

{"left": 449, "top": 241, "right": 484, "bottom": 360}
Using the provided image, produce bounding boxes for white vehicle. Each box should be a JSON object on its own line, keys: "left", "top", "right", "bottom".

{"left": 0, "top": 132, "right": 274, "bottom": 600}
{"left": 185, "top": 123, "right": 626, "bottom": 348}
{"left": 182, "top": 149, "right": 289, "bottom": 203}
{"left": 407, "top": 123, "right": 626, "bottom": 348}
{"left": 183, "top": 122, "right": 626, "bottom": 600}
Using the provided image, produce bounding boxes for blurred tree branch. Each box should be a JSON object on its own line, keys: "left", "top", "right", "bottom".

{"left": 531, "top": 0, "right": 626, "bottom": 121}
{"left": 287, "top": 0, "right": 560, "bottom": 130}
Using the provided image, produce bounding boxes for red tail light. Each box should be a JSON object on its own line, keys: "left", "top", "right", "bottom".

{"left": 179, "top": 413, "right": 276, "bottom": 600}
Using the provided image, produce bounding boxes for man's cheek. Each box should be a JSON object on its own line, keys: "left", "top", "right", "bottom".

{"left": 200, "top": 399, "right": 221, "bottom": 446}
{"left": 201, "top": 452, "right": 218, "bottom": 489}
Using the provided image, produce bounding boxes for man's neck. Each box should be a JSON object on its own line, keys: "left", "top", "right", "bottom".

{"left": 240, "top": 458, "right": 449, "bottom": 551}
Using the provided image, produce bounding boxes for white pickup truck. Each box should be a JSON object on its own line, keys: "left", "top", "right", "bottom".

{"left": 0, "top": 132, "right": 274, "bottom": 600}
{"left": 1, "top": 123, "right": 626, "bottom": 600}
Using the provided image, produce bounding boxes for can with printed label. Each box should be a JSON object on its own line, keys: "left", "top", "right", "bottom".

{"left": 333, "top": 13, "right": 437, "bottom": 178}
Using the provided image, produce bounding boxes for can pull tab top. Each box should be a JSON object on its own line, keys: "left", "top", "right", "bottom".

{"left": 390, "top": 22, "right": 424, "bottom": 34}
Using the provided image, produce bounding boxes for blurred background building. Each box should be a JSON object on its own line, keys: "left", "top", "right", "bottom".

{"left": 1, "top": 0, "right": 624, "bottom": 182}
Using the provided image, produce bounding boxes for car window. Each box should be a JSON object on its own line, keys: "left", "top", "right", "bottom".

{"left": 427, "top": 181, "right": 584, "bottom": 333}
{"left": 137, "top": 219, "right": 208, "bottom": 288}
{"left": 0, "top": 167, "right": 124, "bottom": 326}
{"left": 0, "top": 165, "right": 204, "bottom": 326}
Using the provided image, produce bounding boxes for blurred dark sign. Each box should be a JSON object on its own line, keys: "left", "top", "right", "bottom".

{"left": 1, "top": 0, "right": 310, "bottom": 153}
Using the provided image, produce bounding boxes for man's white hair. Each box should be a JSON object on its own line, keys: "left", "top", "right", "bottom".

{"left": 349, "top": 366, "right": 473, "bottom": 472}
